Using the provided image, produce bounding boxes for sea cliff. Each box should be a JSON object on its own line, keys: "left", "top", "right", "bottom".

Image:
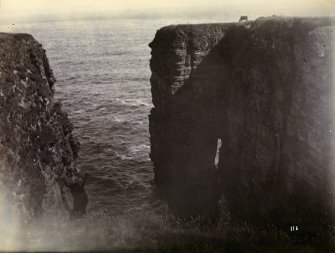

{"left": 0, "top": 33, "right": 87, "bottom": 220}
{"left": 149, "top": 17, "right": 335, "bottom": 229}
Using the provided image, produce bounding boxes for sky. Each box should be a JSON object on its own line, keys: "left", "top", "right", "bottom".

{"left": 0, "top": 0, "right": 334, "bottom": 23}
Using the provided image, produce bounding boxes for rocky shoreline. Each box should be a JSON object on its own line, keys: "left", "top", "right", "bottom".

{"left": 0, "top": 33, "right": 87, "bottom": 220}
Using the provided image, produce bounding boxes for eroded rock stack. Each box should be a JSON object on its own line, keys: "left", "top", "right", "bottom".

{"left": 149, "top": 17, "right": 335, "bottom": 229}
{"left": 0, "top": 33, "right": 87, "bottom": 220}
{"left": 149, "top": 24, "right": 233, "bottom": 217}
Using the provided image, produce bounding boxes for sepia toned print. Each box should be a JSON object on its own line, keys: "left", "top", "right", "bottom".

{"left": 0, "top": 1, "right": 334, "bottom": 252}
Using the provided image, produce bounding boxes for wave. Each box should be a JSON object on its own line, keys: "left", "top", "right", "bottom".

{"left": 113, "top": 144, "right": 150, "bottom": 161}
{"left": 114, "top": 151, "right": 134, "bottom": 160}
{"left": 112, "top": 116, "right": 126, "bottom": 124}
{"left": 73, "top": 109, "right": 86, "bottom": 114}
{"left": 115, "top": 98, "right": 151, "bottom": 107}
{"left": 129, "top": 144, "right": 150, "bottom": 154}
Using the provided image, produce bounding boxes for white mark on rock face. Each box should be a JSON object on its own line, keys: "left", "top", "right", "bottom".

{"left": 215, "top": 139, "right": 221, "bottom": 167}
{"left": 18, "top": 179, "right": 21, "bottom": 187}
{"left": 13, "top": 70, "right": 18, "bottom": 75}
{"left": 27, "top": 69, "right": 32, "bottom": 74}
{"left": 19, "top": 97, "right": 27, "bottom": 108}
{"left": 20, "top": 79, "right": 27, "bottom": 86}
{"left": 330, "top": 129, "right": 332, "bottom": 133}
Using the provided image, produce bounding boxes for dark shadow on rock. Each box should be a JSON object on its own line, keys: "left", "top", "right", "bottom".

{"left": 69, "top": 176, "right": 88, "bottom": 219}
{"left": 148, "top": 17, "right": 335, "bottom": 231}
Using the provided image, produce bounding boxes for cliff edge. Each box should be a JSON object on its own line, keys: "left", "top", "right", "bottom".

{"left": 0, "top": 33, "right": 87, "bottom": 220}
{"left": 149, "top": 17, "right": 335, "bottom": 229}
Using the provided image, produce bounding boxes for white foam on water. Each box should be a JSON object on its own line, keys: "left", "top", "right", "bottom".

{"left": 114, "top": 151, "right": 134, "bottom": 160}
{"left": 113, "top": 116, "right": 126, "bottom": 123}
{"left": 73, "top": 109, "right": 86, "bottom": 114}
{"left": 129, "top": 144, "right": 150, "bottom": 154}
{"left": 115, "top": 98, "right": 151, "bottom": 107}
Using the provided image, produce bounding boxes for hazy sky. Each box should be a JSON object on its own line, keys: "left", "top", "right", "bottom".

{"left": 0, "top": 0, "right": 334, "bottom": 23}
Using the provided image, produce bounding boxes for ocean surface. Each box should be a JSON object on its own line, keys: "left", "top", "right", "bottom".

{"left": 1, "top": 18, "right": 229, "bottom": 250}
{"left": 42, "top": 19, "right": 159, "bottom": 215}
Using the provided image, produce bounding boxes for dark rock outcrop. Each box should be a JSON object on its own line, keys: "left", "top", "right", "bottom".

{"left": 0, "top": 33, "right": 87, "bottom": 220}
{"left": 149, "top": 17, "right": 335, "bottom": 229}
{"left": 149, "top": 24, "right": 233, "bottom": 217}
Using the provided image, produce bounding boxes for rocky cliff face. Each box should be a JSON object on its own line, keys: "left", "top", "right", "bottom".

{"left": 149, "top": 24, "right": 233, "bottom": 217}
{"left": 149, "top": 17, "right": 335, "bottom": 228}
{"left": 0, "top": 33, "right": 87, "bottom": 220}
